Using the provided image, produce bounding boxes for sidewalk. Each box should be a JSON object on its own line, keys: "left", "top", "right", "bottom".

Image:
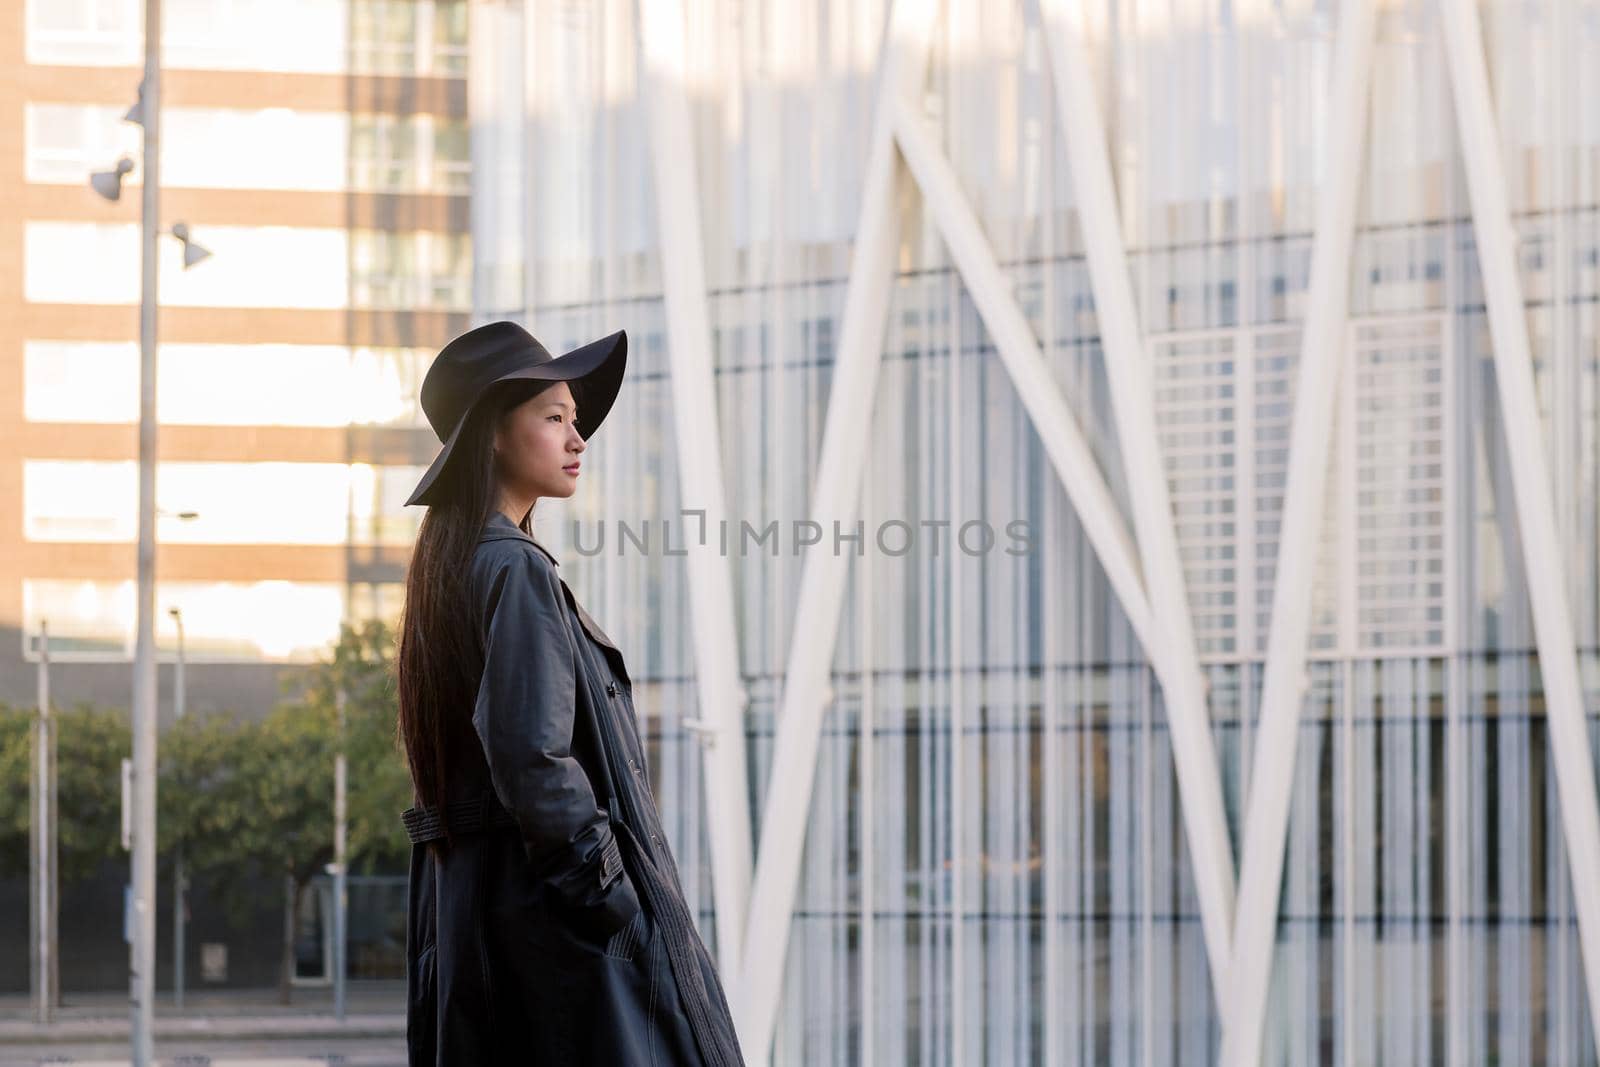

{"left": 0, "top": 982, "right": 405, "bottom": 1046}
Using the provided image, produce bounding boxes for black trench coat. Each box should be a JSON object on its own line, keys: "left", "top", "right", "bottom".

{"left": 404, "top": 511, "right": 746, "bottom": 1066}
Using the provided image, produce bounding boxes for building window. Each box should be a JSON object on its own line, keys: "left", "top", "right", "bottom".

{"left": 163, "top": 0, "right": 348, "bottom": 73}
{"left": 24, "top": 340, "right": 430, "bottom": 428}
{"left": 29, "top": 105, "right": 470, "bottom": 195}
{"left": 350, "top": 230, "right": 471, "bottom": 310}
{"left": 350, "top": 0, "right": 467, "bottom": 77}
{"left": 25, "top": 0, "right": 138, "bottom": 66}
{"left": 26, "top": 222, "right": 468, "bottom": 310}
{"left": 347, "top": 581, "right": 406, "bottom": 630}
{"left": 27, "top": 0, "right": 465, "bottom": 76}
{"left": 162, "top": 107, "right": 349, "bottom": 191}
{"left": 431, "top": 118, "right": 472, "bottom": 193}
{"left": 28, "top": 0, "right": 352, "bottom": 73}
{"left": 350, "top": 114, "right": 472, "bottom": 194}
{"left": 23, "top": 460, "right": 425, "bottom": 547}
{"left": 25, "top": 221, "right": 349, "bottom": 308}
{"left": 430, "top": 0, "right": 468, "bottom": 76}
{"left": 23, "top": 104, "right": 138, "bottom": 185}
{"left": 23, "top": 578, "right": 362, "bottom": 661}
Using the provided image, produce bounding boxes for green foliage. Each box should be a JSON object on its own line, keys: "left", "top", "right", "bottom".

{"left": 280, "top": 618, "right": 411, "bottom": 875}
{"left": 186, "top": 618, "right": 410, "bottom": 934}
{"left": 56, "top": 703, "right": 132, "bottom": 883}
{"left": 0, "top": 702, "right": 130, "bottom": 884}
{"left": 158, "top": 708, "right": 267, "bottom": 930}
{"left": 158, "top": 707, "right": 247, "bottom": 861}
{"left": 0, "top": 621, "right": 412, "bottom": 957}
{"left": 0, "top": 707, "right": 30, "bottom": 877}
{"left": 261, "top": 618, "right": 408, "bottom": 999}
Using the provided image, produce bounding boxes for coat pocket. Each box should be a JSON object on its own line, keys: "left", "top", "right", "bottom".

{"left": 406, "top": 941, "right": 438, "bottom": 1064}
{"left": 602, "top": 904, "right": 648, "bottom": 962}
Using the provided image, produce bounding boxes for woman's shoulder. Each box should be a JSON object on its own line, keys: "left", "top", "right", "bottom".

{"left": 470, "top": 534, "right": 566, "bottom": 627}
{"left": 472, "top": 536, "right": 556, "bottom": 588}
{"left": 472, "top": 515, "right": 560, "bottom": 571}
{"left": 474, "top": 517, "right": 558, "bottom": 563}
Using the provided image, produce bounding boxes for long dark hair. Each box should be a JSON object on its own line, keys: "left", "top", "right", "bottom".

{"left": 396, "top": 380, "right": 552, "bottom": 851}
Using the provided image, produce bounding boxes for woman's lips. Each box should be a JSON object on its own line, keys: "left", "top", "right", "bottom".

{"left": 563, "top": 463, "right": 580, "bottom": 475}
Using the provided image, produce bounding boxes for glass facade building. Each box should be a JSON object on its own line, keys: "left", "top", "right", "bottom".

{"left": 471, "top": 0, "right": 1600, "bottom": 1064}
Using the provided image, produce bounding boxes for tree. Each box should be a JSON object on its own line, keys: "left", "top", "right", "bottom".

{"left": 0, "top": 706, "right": 30, "bottom": 879}
{"left": 0, "top": 702, "right": 131, "bottom": 885}
{"left": 0, "top": 619, "right": 413, "bottom": 1001}
{"left": 247, "top": 618, "right": 410, "bottom": 1001}
{"left": 150, "top": 682, "right": 342, "bottom": 1003}
{"left": 289, "top": 619, "right": 411, "bottom": 875}
{"left": 157, "top": 709, "right": 258, "bottom": 927}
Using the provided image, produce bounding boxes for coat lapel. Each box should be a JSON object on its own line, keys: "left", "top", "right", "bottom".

{"left": 569, "top": 595, "right": 621, "bottom": 654}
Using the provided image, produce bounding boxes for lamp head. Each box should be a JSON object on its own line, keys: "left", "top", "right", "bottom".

{"left": 90, "top": 157, "right": 135, "bottom": 202}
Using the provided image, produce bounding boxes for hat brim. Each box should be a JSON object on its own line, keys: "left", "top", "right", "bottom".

{"left": 403, "top": 329, "right": 628, "bottom": 508}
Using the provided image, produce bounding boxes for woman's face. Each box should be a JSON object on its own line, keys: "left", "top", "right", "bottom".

{"left": 493, "top": 381, "right": 585, "bottom": 503}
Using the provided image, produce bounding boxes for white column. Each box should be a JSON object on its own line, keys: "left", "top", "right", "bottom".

{"left": 466, "top": 0, "right": 525, "bottom": 317}
{"left": 637, "top": 0, "right": 757, "bottom": 986}
{"left": 1219, "top": 0, "right": 1378, "bottom": 1062}
{"left": 1439, "top": 0, "right": 1600, "bottom": 1051}
{"left": 1037, "top": 0, "right": 1238, "bottom": 998}
{"left": 734, "top": 1, "right": 940, "bottom": 1060}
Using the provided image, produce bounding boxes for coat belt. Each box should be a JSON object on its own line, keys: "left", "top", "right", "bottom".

{"left": 401, "top": 793, "right": 519, "bottom": 844}
{"left": 399, "top": 795, "right": 629, "bottom": 889}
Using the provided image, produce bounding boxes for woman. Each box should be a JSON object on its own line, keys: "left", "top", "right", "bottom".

{"left": 394, "top": 321, "right": 746, "bottom": 1066}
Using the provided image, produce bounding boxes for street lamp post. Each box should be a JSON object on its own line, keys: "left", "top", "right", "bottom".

{"left": 89, "top": 7, "right": 210, "bottom": 1055}
{"left": 128, "top": 0, "right": 163, "bottom": 1057}
{"left": 333, "top": 687, "right": 348, "bottom": 1020}
{"left": 168, "top": 606, "right": 186, "bottom": 1010}
{"left": 31, "top": 621, "right": 56, "bottom": 1024}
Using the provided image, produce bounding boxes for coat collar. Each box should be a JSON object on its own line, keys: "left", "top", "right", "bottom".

{"left": 477, "top": 510, "right": 560, "bottom": 568}
{"left": 476, "top": 511, "right": 624, "bottom": 659}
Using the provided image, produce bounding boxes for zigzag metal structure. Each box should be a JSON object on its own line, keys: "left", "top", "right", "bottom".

{"left": 630, "top": 1, "right": 1600, "bottom": 1064}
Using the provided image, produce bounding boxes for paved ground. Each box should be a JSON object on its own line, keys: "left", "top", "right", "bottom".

{"left": 0, "top": 1042, "right": 406, "bottom": 1066}
{"left": 0, "top": 983, "right": 405, "bottom": 1066}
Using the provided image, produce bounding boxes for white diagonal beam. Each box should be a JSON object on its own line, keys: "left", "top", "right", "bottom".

{"left": 734, "top": 2, "right": 940, "bottom": 1060}
{"left": 1219, "top": 0, "right": 1378, "bottom": 1062}
{"left": 891, "top": 102, "right": 1232, "bottom": 1001}
{"left": 638, "top": 0, "right": 756, "bottom": 987}
{"left": 740, "top": 1, "right": 1273, "bottom": 1053}
{"left": 887, "top": 124, "right": 1163, "bottom": 667}
{"left": 1037, "top": 0, "right": 1237, "bottom": 998}
{"left": 1439, "top": 0, "right": 1600, "bottom": 1053}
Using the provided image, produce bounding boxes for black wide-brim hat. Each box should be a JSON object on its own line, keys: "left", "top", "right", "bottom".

{"left": 404, "top": 321, "right": 627, "bottom": 507}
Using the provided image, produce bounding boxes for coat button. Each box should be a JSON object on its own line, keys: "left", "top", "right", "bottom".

{"left": 606, "top": 682, "right": 618, "bottom": 697}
